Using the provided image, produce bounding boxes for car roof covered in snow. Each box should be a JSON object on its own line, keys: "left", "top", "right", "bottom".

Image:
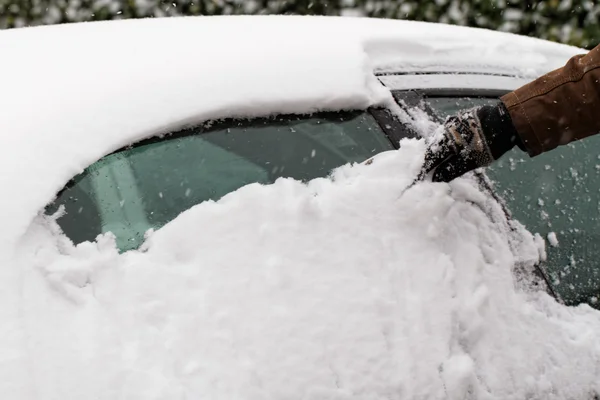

{"left": 0, "top": 15, "right": 584, "bottom": 250}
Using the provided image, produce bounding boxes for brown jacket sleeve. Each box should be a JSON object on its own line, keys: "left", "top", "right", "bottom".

{"left": 501, "top": 44, "right": 600, "bottom": 156}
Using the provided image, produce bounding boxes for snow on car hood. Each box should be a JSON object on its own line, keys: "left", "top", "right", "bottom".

{"left": 0, "top": 16, "right": 597, "bottom": 399}
{"left": 12, "top": 140, "right": 600, "bottom": 399}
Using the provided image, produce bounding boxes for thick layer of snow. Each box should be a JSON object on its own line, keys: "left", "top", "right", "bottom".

{"left": 11, "top": 141, "right": 600, "bottom": 399}
{"left": 0, "top": 16, "right": 595, "bottom": 399}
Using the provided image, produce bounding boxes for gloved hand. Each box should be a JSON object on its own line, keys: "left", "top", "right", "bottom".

{"left": 422, "top": 101, "right": 525, "bottom": 182}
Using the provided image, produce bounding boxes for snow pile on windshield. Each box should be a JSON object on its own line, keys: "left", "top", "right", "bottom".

{"left": 12, "top": 140, "right": 600, "bottom": 399}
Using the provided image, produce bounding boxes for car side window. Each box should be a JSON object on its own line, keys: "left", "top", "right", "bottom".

{"left": 423, "top": 94, "right": 600, "bottom": 309}
{"left": 486, "top": 140, "right": 600, "bottom": 308}
{"left": 46, "top": 111, "right": 395, "bottom": 252}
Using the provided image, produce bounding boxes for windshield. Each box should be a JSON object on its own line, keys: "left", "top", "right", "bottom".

{"left": 46, "top": 111, "right": 394, "bottom": 251}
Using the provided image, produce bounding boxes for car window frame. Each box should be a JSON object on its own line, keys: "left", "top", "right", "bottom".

{"left": 47, "top": 106, "right": 414, "bottom": 253}
{"left": 52, "top": 108, "right": 405, "bottom": 201}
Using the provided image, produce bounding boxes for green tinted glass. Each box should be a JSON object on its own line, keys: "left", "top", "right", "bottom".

{"left": 487, "top": 141, "right": 600, "bottom": 307}
{"left": 47, "top": 111, "right": 393, "bottom": 252}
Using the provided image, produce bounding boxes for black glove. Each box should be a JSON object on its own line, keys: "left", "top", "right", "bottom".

{"left": 422, "top": 101, "right": 525, "bottom": 182}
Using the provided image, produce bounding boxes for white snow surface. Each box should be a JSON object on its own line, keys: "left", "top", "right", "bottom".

{"left": 12, "top": 141, "right": 600, "bottom": 399}
{"left": 548, "top": 232, "right": 559, "bottom": 247}
{"left": 0, "top": 15, "right": 597, "bottom": 399}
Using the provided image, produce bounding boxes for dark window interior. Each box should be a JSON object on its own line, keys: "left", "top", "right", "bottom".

{"left": 46, "top": 111, "right": 394, "bottom": 252}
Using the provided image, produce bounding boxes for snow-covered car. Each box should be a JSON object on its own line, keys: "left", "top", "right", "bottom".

{"left": 1, "top": 16, "right": 600, "bottom": 399}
